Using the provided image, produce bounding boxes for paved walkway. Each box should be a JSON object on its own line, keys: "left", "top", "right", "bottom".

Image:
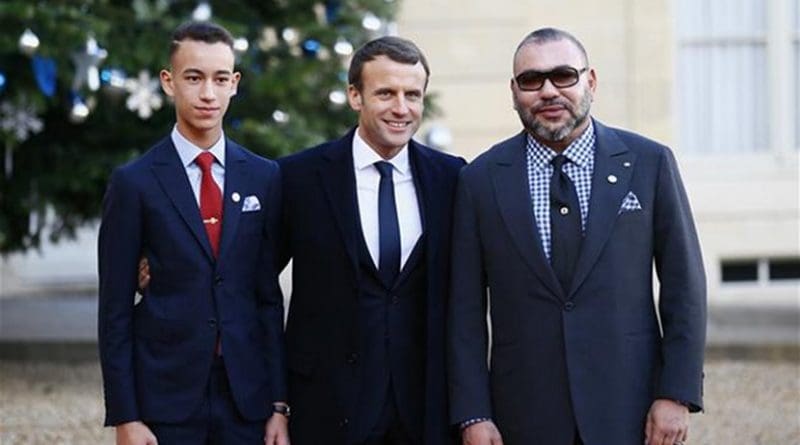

{"left": 1, "top": 358, "right": 798, "bottom": 444}
{"left": 0, "top": 295, "right": 797, "bottom": 444}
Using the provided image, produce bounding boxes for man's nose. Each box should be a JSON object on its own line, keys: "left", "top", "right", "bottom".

{"left": 199, "top": 80, "right": 215, "bottom": 100}
{"left": 538, "top": 78, "right": 560, "bottom": 98}
{"left": 391, "top": 96, "right": 409, "bottom": 114}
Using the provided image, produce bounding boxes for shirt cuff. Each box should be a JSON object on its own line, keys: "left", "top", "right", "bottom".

{"left": 459, "top": 417, "right": 492, "bottom": 430}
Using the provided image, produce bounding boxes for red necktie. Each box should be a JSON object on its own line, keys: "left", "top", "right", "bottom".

{"left": 195, "top": 152, "right": 222, "bottom": 257}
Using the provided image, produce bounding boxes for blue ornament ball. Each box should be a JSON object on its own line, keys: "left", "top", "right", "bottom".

{"left": 302, "top": 39, "right": 321, "bottom": 57}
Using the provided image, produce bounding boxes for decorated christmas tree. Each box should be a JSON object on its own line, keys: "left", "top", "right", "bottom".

{"left": 0, "top": 0, "right": 401, "bottom": 254}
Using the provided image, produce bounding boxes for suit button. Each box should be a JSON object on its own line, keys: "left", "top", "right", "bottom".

{"left": 208, "top": 318, "right": 217, "bottom": 328}
{"left": 339, "top": 417, "right": 349, "bottom": 427}
{"left": 564, "top": 301, "right": 575, "bottom": 311}
{"left": 346, "top": 353, "right": 358, "bottom": 364}
{"left": 214, "top": 275, "right": 223, "bottom": 285}
{"left": 391, "top": 295, "right": 400, "bottom": 305}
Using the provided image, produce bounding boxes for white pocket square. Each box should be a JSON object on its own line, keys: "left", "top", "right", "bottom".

{"left": 618, "top": 191, "right": 642, "bottom": 214}
{"left": 242, "top": 195, "right": 261, "bottom": 212}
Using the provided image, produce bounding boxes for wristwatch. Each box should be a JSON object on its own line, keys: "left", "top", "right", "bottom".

{"left": 273, "top": 403, "right": 291, "bottom": 418}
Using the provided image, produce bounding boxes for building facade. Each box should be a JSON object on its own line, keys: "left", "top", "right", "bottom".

{"left": 2, "top": 0, "right": 798, "bottom": 311}
{"left": 401, "top": 0, "right": 800, "bottom": 308}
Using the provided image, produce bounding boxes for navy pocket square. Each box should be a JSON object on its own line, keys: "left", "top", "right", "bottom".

{"left": 618, "top": 191, "right": 642, "bottom": 214}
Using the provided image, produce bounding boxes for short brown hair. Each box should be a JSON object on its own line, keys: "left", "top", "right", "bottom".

{"left": 348, "top": 36, "right": 430, "bottom": 91}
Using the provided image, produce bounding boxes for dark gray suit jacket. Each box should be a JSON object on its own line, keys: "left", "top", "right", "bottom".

{"left": 448, "top": 120, "right": 706, "bottom": 445}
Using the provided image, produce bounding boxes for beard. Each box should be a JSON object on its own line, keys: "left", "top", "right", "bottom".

{"left": 515, "top": 86, "right": 592, "bottom": 143}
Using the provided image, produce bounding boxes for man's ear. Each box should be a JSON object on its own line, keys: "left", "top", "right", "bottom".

{"left": 347, "top": 84, "right": 362, "bottom": 112}
{"left": 230, "top": 71, "right": 241, "bottom": 97}
{"left": 510, "top": 78, "right": 517, "bottom": 109}
{"left": 587, "top": 67, "right": 597, "bottom": 94}
{"left": 160, "top": 69, "right": 174, "bottom": 97}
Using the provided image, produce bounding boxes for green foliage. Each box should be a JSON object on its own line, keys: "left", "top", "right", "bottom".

{"left": 0, "top": 0, "right": 401, "bottom": 253}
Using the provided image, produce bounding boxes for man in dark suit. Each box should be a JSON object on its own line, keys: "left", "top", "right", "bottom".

{"left": 447, "top": 28, "right": 706, "bottom": 445}
{"left": 278, "top": 37, "right": 465, "bottom": 445}
{"left": 98, "top": 21, "right": 288, "bottom": 445}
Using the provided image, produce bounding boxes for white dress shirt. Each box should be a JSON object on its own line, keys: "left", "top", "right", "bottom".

{"left": 171, "top": 126, "right": 226, "bottom": 205}
{"left": 352, "top": 129, "right": 422, "bottom": 270}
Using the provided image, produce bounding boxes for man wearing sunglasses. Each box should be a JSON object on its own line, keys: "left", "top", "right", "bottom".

{"left": 448, "top": 28, "right": 706, "bottom": 445}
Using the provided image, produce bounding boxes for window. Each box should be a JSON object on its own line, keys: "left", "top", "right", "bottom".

{"left": 676, "top": 0, "right": 798, "bottom": 154}
{"left": 721, "top": 259, "right": 759, "bottom": 282}
{"left": 795, "top": 0, "right": 800, "bottom": 149}
{"left": 721, "top": 257, "right": 800, "bottom": 283}
{"left": 676, "top": 0, "right": 767, "bottom": 153}
{"left": 769, "top": 258, "right": 800, "bottom": 280}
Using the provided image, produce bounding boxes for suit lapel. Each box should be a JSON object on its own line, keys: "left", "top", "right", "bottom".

{"left": 217, "top": 139, "right": 248, "bottom": 265}
{"left": 400, "top": 141, "right": 434, "bottom": 284}
{"left": 150, "top": 138, "right": 215, "bottom": 262}
{"left": 319, "top": 133, "right": 359, "bottom": 273}
{"left": 491, "top": 132, "right": 562, "bottom": 299}
{"left": 569, "top": 121, "right": 636, "bottom": 295}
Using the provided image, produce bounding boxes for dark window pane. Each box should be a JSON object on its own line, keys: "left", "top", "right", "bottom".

{"left": 769, "top": 258, "right": 800, "bottom": 280}
{"left": 721, "top": 260, "right": 758, "bottom": 282}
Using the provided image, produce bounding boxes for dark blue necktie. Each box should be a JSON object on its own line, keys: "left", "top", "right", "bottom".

{"left": 375, "top": 161, "right": 400, "bottom": 287}
{"left": 550, "top": 155, "right": 581, "bottom": 295}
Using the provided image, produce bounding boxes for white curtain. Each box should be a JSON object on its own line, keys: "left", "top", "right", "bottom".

{"left": 795, "top": 0, "right": 799, "bottom": 149}
{"left": 676, "top": 0, "right": 768, "bottom": 153}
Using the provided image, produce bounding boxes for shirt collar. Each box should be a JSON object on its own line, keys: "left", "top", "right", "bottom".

{"left": 171, "top": 125, "right": 226, "bottom": 168}
{"left": 352, "top": 127, "right": 411, "bottom": 176}
{"left": 526, "top": 121, "right": 595, "bottom": 171}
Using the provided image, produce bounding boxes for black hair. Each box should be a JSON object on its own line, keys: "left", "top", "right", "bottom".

{"left": 515, "top": 27, "right": 589, "bottom": 65}
{"left": 169, "top": 21, "right": 234, "bottom": 62}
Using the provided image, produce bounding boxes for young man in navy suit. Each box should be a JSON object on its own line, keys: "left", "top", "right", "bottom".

{"left": 98, "top": 21, "right": 288, "bottom": 445}
{"left": 278, "top": 37, "right": 465, "bottom": 445}
{"left": 448, "top": 28, "right": 706, "bottom": 445}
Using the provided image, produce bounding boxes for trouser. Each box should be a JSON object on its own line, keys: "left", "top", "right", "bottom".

{"left": 148, "top": 356, "right": 264, "bottom": 444}
{"left": 359, "top": 386, "right": 417, "bottom": 445}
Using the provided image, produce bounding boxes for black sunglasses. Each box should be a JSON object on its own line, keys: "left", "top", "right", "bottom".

{"left": 514, "top": 66, "right": 589, "bottom": 91}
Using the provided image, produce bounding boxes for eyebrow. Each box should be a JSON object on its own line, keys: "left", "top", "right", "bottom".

{"left": 180, "top": 68, "right": 233, "bottom": 76}
{"left": 518, "top": 64, "right": 576, "bottom": 74}
{"left": 373, "top": 87, "right": 423, "bottom": 95}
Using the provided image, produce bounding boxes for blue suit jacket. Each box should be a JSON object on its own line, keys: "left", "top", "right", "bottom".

{"left": 97, "top": 136, "right": 286, "bottom": 426}
{"left": 278, "top": 129, "right": 465, "bottom": 445}
{"left": 448, "top": 120, "right": 706, "bottom": 445}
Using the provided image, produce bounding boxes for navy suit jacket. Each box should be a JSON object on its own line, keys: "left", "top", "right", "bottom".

{"left": 448, "top": 120, "right": 706, "bottom": 445}
{"left": 278, "top": 129, "right": 465, "bottom": 445}
{"left": 98, "top": 136, "right": 286, "bottom": 426}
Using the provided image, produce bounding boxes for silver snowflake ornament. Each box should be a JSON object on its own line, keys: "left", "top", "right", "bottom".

{"left": 125, "top": 70, "right": 163, "bottom": 119}
{"left": 0, "top": 99, "right": 44, "bottom": 142}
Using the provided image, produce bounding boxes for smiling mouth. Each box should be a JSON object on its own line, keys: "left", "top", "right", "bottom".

{"left": 385, "top": 120, "right": 411, "bottom": 128}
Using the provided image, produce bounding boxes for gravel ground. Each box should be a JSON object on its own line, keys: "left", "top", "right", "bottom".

{"left": 1, "top": 358, "right": 798, "bottom": 444}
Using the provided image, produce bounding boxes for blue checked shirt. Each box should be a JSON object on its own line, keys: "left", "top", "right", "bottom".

{"left": 526, "top": 123, "right": 596, "bottom": 260}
